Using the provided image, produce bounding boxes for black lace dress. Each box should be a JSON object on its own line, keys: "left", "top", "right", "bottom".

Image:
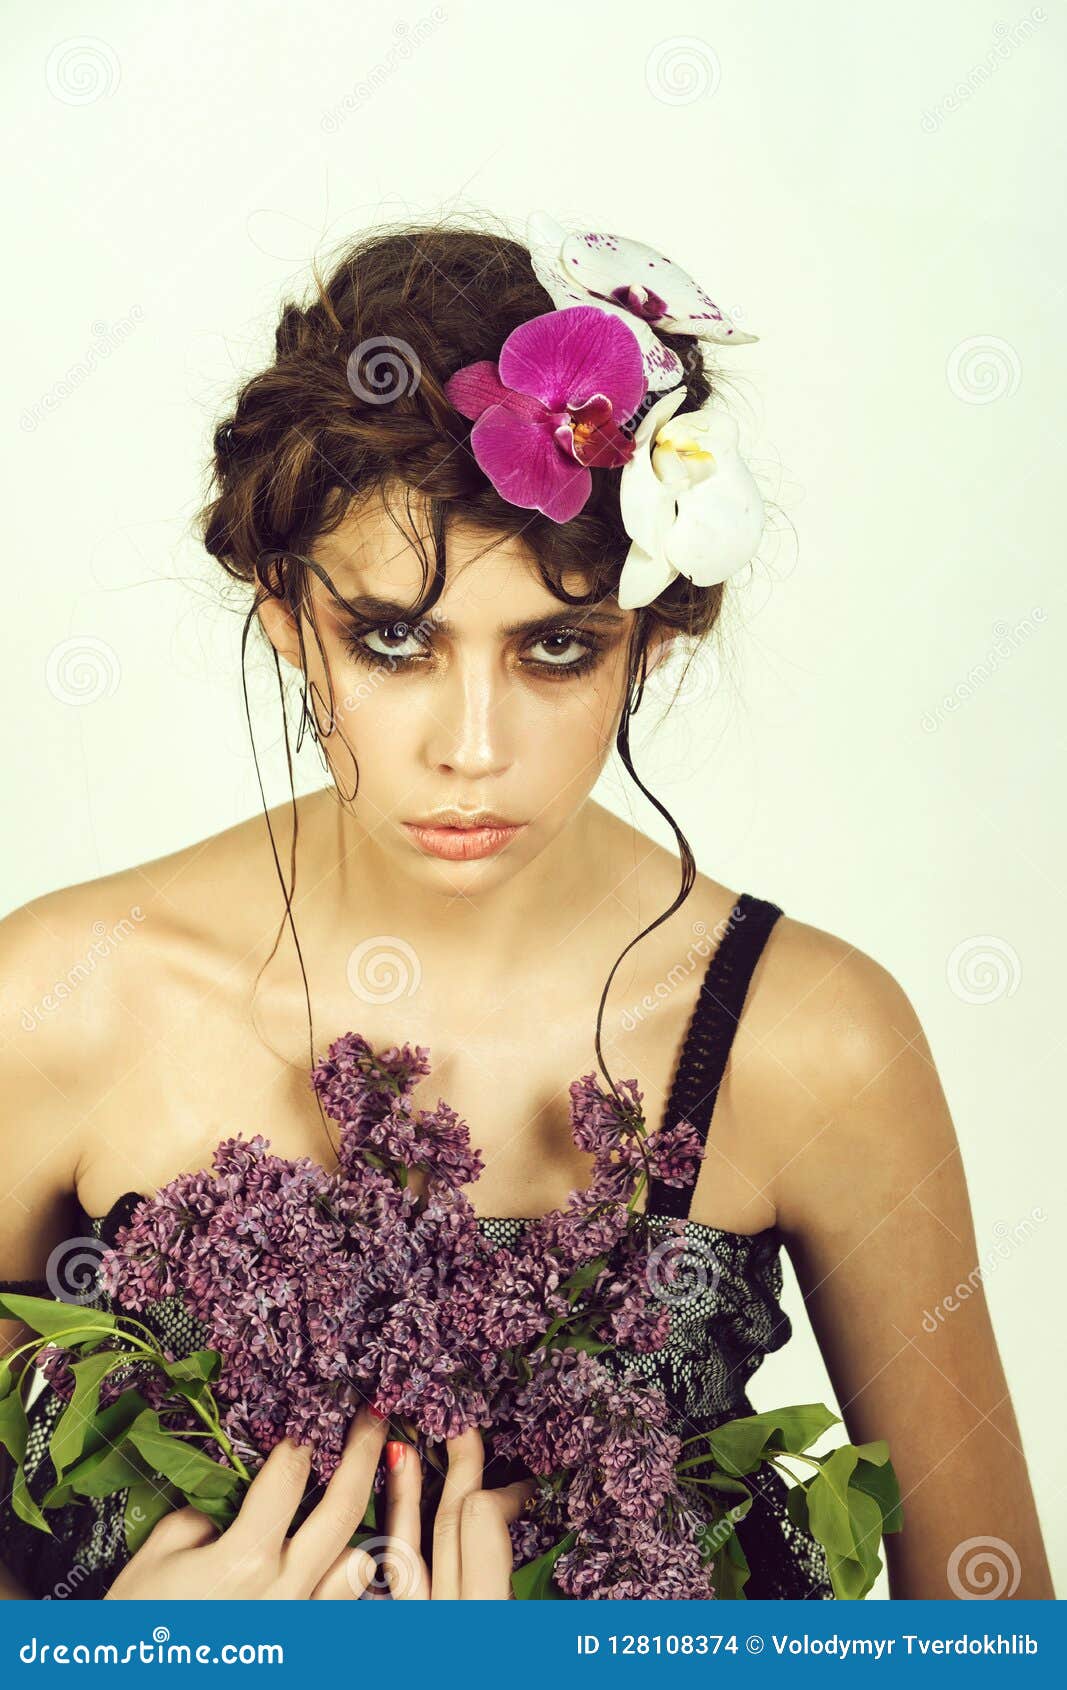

{"left": 0, "top": 893, "right": 833, "bottom": 1600}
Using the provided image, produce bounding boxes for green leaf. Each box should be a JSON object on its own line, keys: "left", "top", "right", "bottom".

{"left": 559, "top": 1256, "right": 608, "bottom": 1297}
{"left": 49, "top": 1352, "right": 133, "bottom": 1479}
{"left": 551, "top": 1334, "right": 611, "bottom": 1356}
{"left": 164, "top": 1351, "right": 221, "bottom": 1385}
{"left": 0, "top": 1389, "right": 29, "bottom": 1466}
{"left": 360, "top": 1489, "right": 376, "bottom": 1532}
{"left": 42, "top": 1390, "right": 154, "bottom": 1507}
{"left": 185, "top": 1491, "right": 238, "bottom": 1532}
{"left": 510, "top": 1530, "right": 577, "bottom": 1600}
{"left": 786, "top": 1478, "right": 811, "bottom": 1533}
{"left": 65, "top": 1439, "right": 154, "bottom": 1497}
{"left": 124, "top": 1481, "right": 180, "bottom": 1554}
{"left": 826, "top": 1485, "right": 885, "bottom": 1599}
{"left": 0, "top": 1355, "right": 17, "bottom": 1401}
{"left": 705, "top": 1404, "right": 841, "bottom": 1475}
{"left": 850, "top": 1449, "right": 904, "bottom": 1534}
{"left": 0, "top": 1293, "right": 117, "bottom": 1340}
{"left": 127, "top": 1410, "right": 241, "bottom": 1500}
{"left": 709, "top": 1523, "right": 751, "bottom": 1599}
{"left": 12, "top": 1467, "right": 51, "bottom": 1534}
{"left": 806, "top": 1446, "right": 861, "bottom": 1559}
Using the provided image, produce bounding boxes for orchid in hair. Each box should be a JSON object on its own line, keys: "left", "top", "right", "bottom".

{"left": 445, "top": 305, "right": 646, "bottom": 522}
{"left": 526, "top": 211, "right": 757, "bottom": 394}
{"left": 616, "top": 388, "right": 765, "bottom": 610}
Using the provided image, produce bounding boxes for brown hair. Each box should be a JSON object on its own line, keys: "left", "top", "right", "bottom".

{"left": 196, "top": 215, "right": 738, "bottom": 1137}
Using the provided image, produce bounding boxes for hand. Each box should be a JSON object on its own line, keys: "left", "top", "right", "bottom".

{"left": 358, "top": 1425, "right": 534, "bottom": 1600}
{"left": 105, "top": 1406, "right": 388, "bottom": 1599}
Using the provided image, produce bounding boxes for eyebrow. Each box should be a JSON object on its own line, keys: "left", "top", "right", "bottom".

{"left": 335, "top": 595, "right": 628, "bottom": 637}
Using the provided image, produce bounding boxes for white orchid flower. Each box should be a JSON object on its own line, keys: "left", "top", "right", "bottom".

{"left": 616, "top": 388, "right": 765, "bottom": 610}
{"left": 526, "top": 211, "right": 757, "bottom": 394}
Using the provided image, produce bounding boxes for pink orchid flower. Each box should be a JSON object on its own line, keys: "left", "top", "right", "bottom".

{"left": 445, "top": 305, "right": 647, "bottom": 523}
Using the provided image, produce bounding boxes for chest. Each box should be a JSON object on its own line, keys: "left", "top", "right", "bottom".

{"left": 72, "top": 948, "right": 774, "bottom": 1234}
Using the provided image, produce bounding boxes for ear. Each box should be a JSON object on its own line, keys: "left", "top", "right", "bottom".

{"left": 256, "top": 593, "right": 304, "bottom": 671}
{"left": 644, "top": 623, "right": 677, "bottom": 678}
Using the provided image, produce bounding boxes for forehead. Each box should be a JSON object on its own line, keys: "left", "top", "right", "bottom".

{"left": 308, "top": 486, "right": 610, "bottom": 625}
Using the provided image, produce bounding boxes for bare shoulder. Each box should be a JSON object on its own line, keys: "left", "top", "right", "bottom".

{"left": 732, "top": 906, "right": 958, "bottom": 1236}
{"left": 0, "top": 797, "right": 301, "bottom": 1177}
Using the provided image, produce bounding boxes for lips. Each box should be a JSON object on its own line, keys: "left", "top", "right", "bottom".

{"left": 401, "top": 817, "right": 525, "bottom": 861}
{"left": 405, "top": 810, "right": 519, "bottom": 830}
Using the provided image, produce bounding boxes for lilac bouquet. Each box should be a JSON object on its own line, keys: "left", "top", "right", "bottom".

{"left": 0, "top": 1035, "right": 901, "bottom": 1599}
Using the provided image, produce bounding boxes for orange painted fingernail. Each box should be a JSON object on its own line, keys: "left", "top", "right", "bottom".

{"left": 367, "top": 1403, "right": 387, "bottom": 1421}
{"left": 386, "top": 1441, "right": 405, "bottom": 1471}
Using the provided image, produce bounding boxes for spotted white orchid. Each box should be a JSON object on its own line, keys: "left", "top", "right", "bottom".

{"left": 526, "top": 211, "right": 757, "bottom": 393}
{"left": 616, "top": 387, "right": 765, "bottom": 610}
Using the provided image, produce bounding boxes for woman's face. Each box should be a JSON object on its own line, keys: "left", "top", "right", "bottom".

{"left": 259, "top": 489, "right": 669, "bottom": 893}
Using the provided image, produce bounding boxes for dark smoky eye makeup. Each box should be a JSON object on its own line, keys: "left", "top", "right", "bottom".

{"left": 338, "top": 616, "right": 612, "bottom": 679}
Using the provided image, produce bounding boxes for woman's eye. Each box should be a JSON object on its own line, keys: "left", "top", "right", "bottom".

{"left": 527, "top": 633, "right": 595, "bottom": 668}
{"left": 353, "top": 621, "right": 427, "bottom": 661}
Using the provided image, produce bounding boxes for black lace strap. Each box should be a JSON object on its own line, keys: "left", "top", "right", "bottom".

{"left": 645, "top": 892, "right": 784, "bottom": 1220}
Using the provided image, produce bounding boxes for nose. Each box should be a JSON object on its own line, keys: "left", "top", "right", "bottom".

{"left": 424, "top": 654, "right": 515, "bottom": 779}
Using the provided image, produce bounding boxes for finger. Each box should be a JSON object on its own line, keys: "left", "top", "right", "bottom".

{"left": 222, "top": 1438, "right": 312, "bottom": 1556}
{"left": 310, "top": 1545, "right": 378, "bottom": 1600}
{"left": 459, "top": 1489, "right": 524, "bottom": 1600}
{"left": 138, "top": 1503, "right": 220, "bottom": 1559}
{"left": 431, "top": 1426, "right": 484, "bottom": 1601}
{"left": 286, "top": 1407, "right": 388, "bottom": 1584}
{"left": 381, "top": 1442, "right": 430, "bottom": 1599}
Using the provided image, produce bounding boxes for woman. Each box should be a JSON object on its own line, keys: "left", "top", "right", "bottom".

{"left": 0, "top": 219, "right": 1052, "bottom": 1600}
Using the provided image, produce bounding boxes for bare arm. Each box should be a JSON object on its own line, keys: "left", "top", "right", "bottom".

{"left": 770, "top": 943, "right": 1053, "bottom": 1599}
{"left": 0, "top": 895, "right": 105, "bottom": 1598}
